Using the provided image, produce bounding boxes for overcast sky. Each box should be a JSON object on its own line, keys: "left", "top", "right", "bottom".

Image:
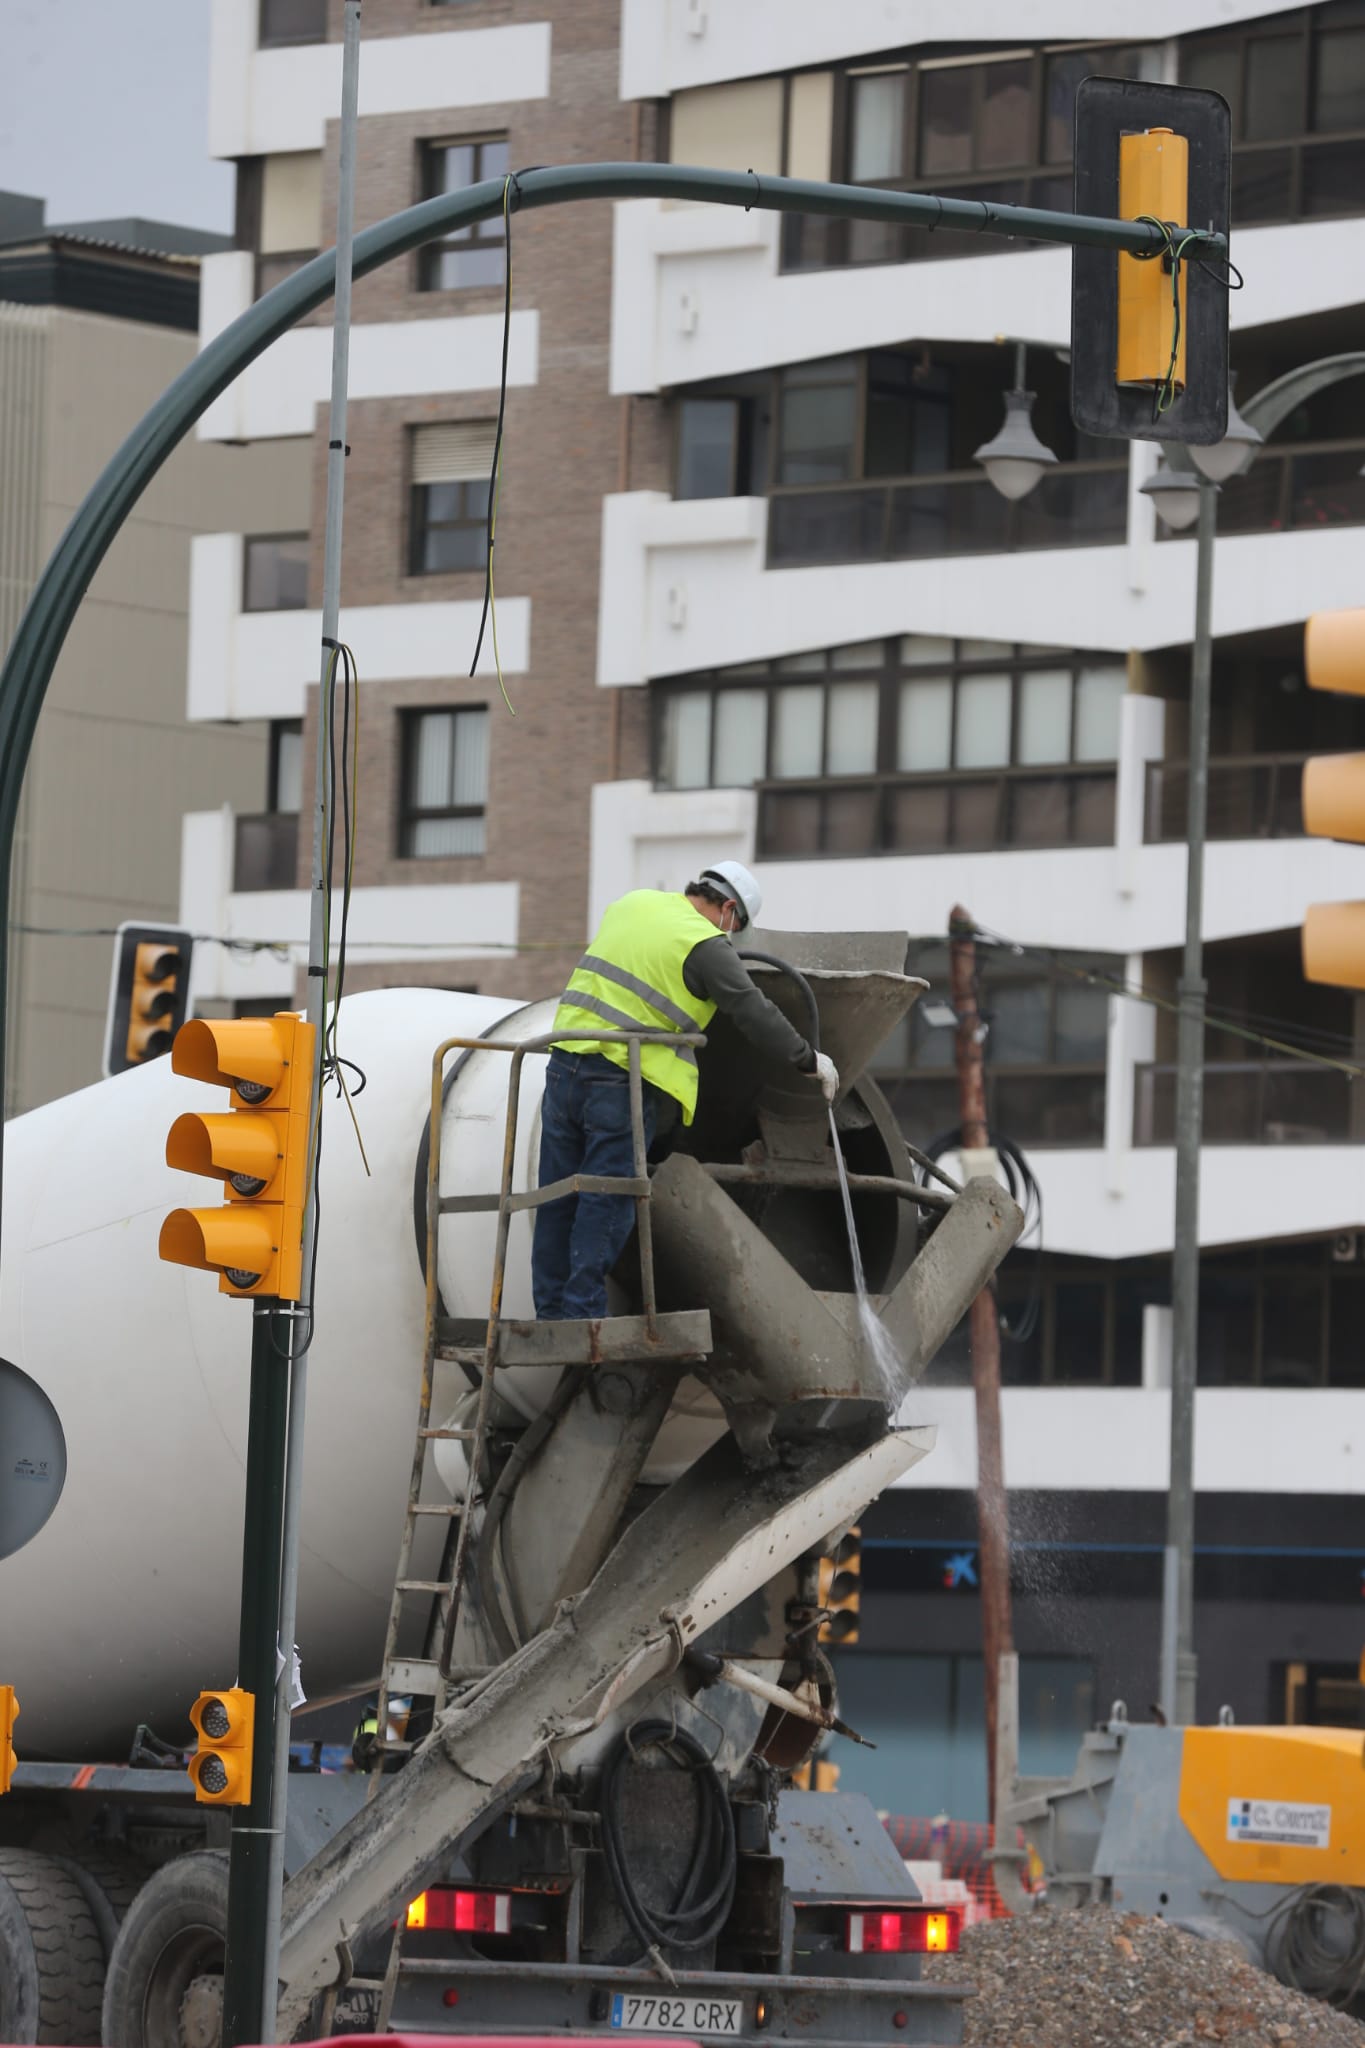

{"left": 0, "top": 0, "right": 232, "bottom": 233}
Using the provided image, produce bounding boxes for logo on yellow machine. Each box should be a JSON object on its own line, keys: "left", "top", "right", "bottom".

{"left": 1227, "top": 1797, "right": 1331, "bottom": 1849}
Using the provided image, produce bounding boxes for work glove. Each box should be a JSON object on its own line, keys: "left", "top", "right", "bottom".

{"left": 809, "top": 1051, "right": 839, "bottom": 1103}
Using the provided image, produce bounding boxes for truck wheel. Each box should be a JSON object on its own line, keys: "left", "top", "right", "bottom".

{"left": 50, "top": 1848, "right": 147, "bottom": 1965}
{"left": 102, "top": 1850, "right": 227, "bottom": 2048}
{"left": 0, "top": 1847, "right": 106, "bottom": 2045}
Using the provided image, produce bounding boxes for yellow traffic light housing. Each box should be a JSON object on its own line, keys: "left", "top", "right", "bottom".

{"left": 1301, "top": 609, "right": 1365, "bottom": 990}
{"left": 188, "top": 1687, "right": 254, "bottom": 1805}
{"left": 0, "top": 1686, "right": 18, "bottom": 1795}
{"left": 1116, "top": 128, "right": 1188, "bottom": 395}
{"left": 818, "top": 1528, "right": 862, "bottom": 1647}
{"left": 104, "top": 923, "right": 193, "bottom": 1076}
{"left": 160, "top": 1013, "right": 315, "bottom": 1299}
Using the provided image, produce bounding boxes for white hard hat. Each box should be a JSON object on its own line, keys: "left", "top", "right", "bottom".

{"left": 700, "top": 860, "right": 762, "bottom": 931}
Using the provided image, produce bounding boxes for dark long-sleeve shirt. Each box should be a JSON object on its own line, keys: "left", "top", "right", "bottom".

{"left": 683, "top": 936, "right": 815, "bottom": 1070}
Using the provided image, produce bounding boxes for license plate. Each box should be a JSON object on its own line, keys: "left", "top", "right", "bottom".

{"left": 610, "top": 1991, "right": 743, "bottom": 2035}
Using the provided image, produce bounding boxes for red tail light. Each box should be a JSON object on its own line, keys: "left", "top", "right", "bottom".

{"left": 845, "top": 1907, "right": 960, "bottom": 1955}
{"left": 406, "top": 1887, "right": 512, "bottom": 1934}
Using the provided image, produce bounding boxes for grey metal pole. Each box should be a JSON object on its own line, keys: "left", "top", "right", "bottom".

{"left": 260, "top": 0, "right": 363, "bottom": 2023}
{"left": 1161, "top": 475, "right": 1216, "bottom": 1727}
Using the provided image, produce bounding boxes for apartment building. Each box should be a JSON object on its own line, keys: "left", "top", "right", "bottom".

{"left": 188, "top": 0, "right": 1365, "bottom": 1817}
{"left": 0, "top": 194, "right": 306, "bottom": 1114}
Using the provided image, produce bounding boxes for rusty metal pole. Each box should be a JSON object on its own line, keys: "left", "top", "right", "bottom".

{"left": 948, "top": 907, "right": 1014, "bottom": 1824}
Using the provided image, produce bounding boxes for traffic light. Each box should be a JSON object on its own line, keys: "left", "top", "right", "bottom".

{"left": 1071, "top": 77, "right": 1229, "bottom": 446}
{"left": 1116, "top": 128, "right": 1188, "bottom": 397}
{"left": 1301, "top": 609, "right": 1365, "bottom": 990}
{"left": 104, "top": 923, "right": 193, "bottom": 1076}
{"left": 818, "top": 1528, "right": 862, "bottom": 1647}
{"left": 188, "top": 1687, "right": 254, "bottom": 1805}
{"left": 159, "top": 1014, "right": 315, "bottom": 1300}
{"left": 0, "top": 1686, "right": 17, "bottom": 1795}
{"left": 792, "top": 1756, "right": 841, "bottom": 1793}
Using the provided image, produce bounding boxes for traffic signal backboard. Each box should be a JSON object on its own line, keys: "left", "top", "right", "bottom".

{"left": 1071, "top": 77, "right": 1230, "bottom": 446}
{"left": 104, "top": 923, "right": 193, "bottom": 1076}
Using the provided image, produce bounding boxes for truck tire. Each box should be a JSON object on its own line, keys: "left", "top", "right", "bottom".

{"left": 102, "top": 1850, "right": 228, "bottom": 2048}
{"left": 50, "top": 1848, "right": 147, "bottom": 1965}
{"left": 0, "top": 1846, "right": 106, "bottom": 2045}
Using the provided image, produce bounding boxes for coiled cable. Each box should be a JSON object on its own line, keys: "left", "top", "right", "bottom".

{"left": 600, "top": 1721, "right": 738, "bottom": 1961}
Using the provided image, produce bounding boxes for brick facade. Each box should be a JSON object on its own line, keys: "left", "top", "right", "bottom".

{"left": 292, "top": 0, "right": 667, "bottom": 1006}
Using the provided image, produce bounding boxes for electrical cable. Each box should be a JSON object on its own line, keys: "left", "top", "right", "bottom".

{"left": 736, "top": 948, "right": 821, "bottom": 1053}
{"left": 1266, "top": 1884, "right": 1365, "bottom": 2008}
{"left": 968, "top": 920, "right": 1365, "bottom": 1082}
{"left": 1133, "top": 215, "right": 1201, "bottom": 418}
{"left": 469, "top": 175, "right": 517, "bottom": 716}
{"left": 599, "top": 1720, "right": 738, "bottom": 1963}
{"left": 919, "top": 1124, "right": 1044, "bottom": 1345}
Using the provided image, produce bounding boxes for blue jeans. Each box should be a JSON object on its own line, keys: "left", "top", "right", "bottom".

{"left": 531, "top": 1050, "right": 661, "bottom": 1321}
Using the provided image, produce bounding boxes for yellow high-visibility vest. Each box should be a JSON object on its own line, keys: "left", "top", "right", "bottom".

{"left": 552, "top": 891, "right": 717, "bottom": 1122}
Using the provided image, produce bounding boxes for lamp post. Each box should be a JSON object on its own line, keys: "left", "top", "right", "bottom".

{"left": 1141, "top": 357, "right": 1365, "bottom": 1725}
{"left": 1140, "top": 378, "right": 1285, "bottom": 1727}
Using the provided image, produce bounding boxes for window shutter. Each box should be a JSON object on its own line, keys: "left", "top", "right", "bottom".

{"left": 412, "top": 422, "right": 497, "bottom": 486}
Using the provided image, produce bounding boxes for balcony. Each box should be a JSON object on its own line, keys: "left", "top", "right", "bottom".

{"left": 1144, "top": 755, "right": 1307, "bottom": 844}
{"left": 758, "top": 764, "right": 1116, "bottom": 861}
{"left": 234, "top": 811, "right": 299, "bottom": 893}
{"left": 1173, "top": 439, "right": 1365, "bottom": 543}
{"left": 1134, "top": 1060, "right": 1352, "bottom": 1147}
{"left": 767, "top": 461, "right": 1128, "bottom": 570}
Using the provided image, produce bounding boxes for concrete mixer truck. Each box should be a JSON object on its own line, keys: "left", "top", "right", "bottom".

{"left": 0, "top": 926, "right": 1021, "bottom": 2048}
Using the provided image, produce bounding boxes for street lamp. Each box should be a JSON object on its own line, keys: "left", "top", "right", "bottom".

{"left": 1140, "top": 460, "right": 1204, "bottom": 531}
{"left": 1189, "top": 381, "right": 1262, "bottom": 484}
{"left": 974, "top": 340, "right": 1059, "bottom": 502}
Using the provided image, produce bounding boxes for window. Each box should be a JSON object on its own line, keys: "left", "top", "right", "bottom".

{"left": 401, "top": 707, "right": 489, "bottom": 857}
{"left": 1182, "top": 3, "right": 1365, "bottom": 225}
{"left": 244, "top": 535, "right": 309, "bottom": 612}
{"left": 869, "top": 941, "right": 1114, "bottom": 1150}
{"left": 270, "top": 720, "right": 303, "bottom": 814}
{"left": 656, "top": 639, "right": 1124, "bottom": 860}
{"left": 409, "top": 422, "right": 495, "bottom": 576}
{"left": 679, "top": 347, "right": 1129, "bottom": 567}
{"left": 786, "top": 42, "right": 1159, "bottom": 270}
{"left": 235, "top": 719, "right": 303, "bottom": 891}
{"left": 419, "top": 138, "right": 509, "bottom": 290}
{"left": 259, "top": 0, "right": 327, "bottom": 46}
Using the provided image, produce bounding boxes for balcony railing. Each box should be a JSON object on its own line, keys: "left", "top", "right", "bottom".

{"left": 1159, "top": 440, "right": 1365, "bottom": 542}
{"left": 1144, "top": 754, "right": 1307, "bottom": 843}
{"left": 877, "top": 1068, "right": 1107, "bottom": 1150}
{"left": 1134, "top": 1059, "right": 1351, "bottom": 1146}
{"left": 234, "top": 811, "right": 299, "bottom": 892}
{"left": 757, "top": 764, "right": 1116, "bottom": 859}
{"left": 766, "top": 461, "right": 1128, "bottom": 570}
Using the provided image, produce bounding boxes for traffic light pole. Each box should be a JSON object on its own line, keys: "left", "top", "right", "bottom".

{"left": 1161, "top": 476, "right": 1216, "bottom": 1729}
{"left": 256, "top": 0, "right": 364, "bottom": 2019}
{"left": 221, "top": 1301, "right": 290, "bottom": 2048}
{"left": 248, "top": 4, "right": 362, "bottom": 2015}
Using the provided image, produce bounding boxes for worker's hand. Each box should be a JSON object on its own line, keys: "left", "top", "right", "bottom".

{"left": 808, "top": 1051, "right": 839, "bottom": 1102}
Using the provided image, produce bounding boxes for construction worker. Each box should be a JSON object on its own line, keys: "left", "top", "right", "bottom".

{"left": 533, "top": 861, "right": 839, "bottom": 1322}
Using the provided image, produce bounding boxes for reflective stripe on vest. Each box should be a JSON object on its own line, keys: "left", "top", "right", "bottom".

{"left": 552, "top": 889, "right": 717, "bottom": 1123}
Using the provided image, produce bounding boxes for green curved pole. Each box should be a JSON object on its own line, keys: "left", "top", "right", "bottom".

{"left": 0, "top": 159, "right": 1220, "bottom": 1202}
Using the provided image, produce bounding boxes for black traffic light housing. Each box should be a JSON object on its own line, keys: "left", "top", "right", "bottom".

{"left": 1071, "top": 76, "right": 1231, "bottom": 446}
{"left": 104, "top": 922, "right": 193, "bottom": 1076}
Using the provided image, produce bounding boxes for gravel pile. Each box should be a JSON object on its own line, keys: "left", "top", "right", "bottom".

{"left": 921, "top": 1905, "right": 1365, "bottom": 2048}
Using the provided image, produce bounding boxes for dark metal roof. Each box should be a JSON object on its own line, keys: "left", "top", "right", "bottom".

{"left": 0, "top": 237, "right": 201, "bottom": 333}
{"left": 45, "top": 217, "right": 231, "bottom": 259}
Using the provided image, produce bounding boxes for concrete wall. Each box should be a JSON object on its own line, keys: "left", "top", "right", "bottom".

{"left": 3, "top": 305, "right": 312, "bottom": 1113}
